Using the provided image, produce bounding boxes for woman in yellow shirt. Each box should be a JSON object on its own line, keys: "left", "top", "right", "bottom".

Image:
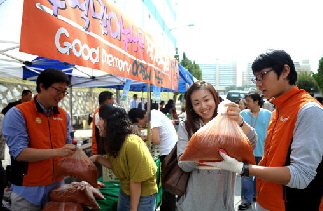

{"left": 90, "top": 104, "right": 157, "bottom": 211}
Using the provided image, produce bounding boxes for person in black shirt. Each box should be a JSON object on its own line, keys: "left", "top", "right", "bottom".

{"left": 1, "top": 90, "right": 32, "bottom": 115}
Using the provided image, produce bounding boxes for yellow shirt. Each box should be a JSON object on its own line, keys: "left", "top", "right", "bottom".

{"left": 107, "top": 134, "right": 158, "bottom": 196}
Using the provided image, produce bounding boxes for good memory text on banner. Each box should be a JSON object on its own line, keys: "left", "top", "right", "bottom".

{"left": 20, "top": 0, "right": 178, "bottom": 90}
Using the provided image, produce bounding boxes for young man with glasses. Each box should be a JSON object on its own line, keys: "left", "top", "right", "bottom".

{"left": 2, "top": 68, "right": 77, "bottom": 211}
{"left": 205, "top": 50, "right": 323, "bottom": 211}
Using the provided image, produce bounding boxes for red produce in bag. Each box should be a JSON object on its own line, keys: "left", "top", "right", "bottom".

{"left": 71, "top": 181, "right": 105, "bottom": 200}
{"left": 49, "top": 183, "right": 101, "bottom": 210}
{"left": 43, "top": 202, "right": 83, "bottom": 211}
{"left": 54, "top": 148, "right": 98, "bottom": 187}
{"left": 180, "top": 100, "right": 255, "bottom": 164}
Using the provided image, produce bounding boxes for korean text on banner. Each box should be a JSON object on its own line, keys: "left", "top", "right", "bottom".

{"left": 19, "top": 0, "right": 178, "bottom": 90}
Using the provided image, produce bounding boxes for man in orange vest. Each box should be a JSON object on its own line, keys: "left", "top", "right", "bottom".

{"left": 2, "top": 68, "right": 77, "bottom": 210}
{"left": 91, "top": 91, "right": 114, "bottom": 155}
{"left": 203, "top": 50, "right": 323, "bottom": 211}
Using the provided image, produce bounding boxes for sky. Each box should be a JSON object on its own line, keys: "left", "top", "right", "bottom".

{"left": 175, "top": 0, "right": 323, "bottom": 73}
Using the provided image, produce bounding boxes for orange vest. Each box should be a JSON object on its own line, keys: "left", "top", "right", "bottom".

{"left": 256, "top": 86, "right": 318, "bottom": 211}
{"left": 91, "top": 107, "right": 100, "bottom": 154}
{"left": 16, "top": 97, "right": 67, "bottom": 186}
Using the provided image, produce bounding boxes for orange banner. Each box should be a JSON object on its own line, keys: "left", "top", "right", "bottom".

{"left": 20, "top": 0, "right": 178, "bottom": 90}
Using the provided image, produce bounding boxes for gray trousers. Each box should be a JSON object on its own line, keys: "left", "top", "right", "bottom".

{"left": 10, "top": 191, "right": 41, "bottom": 211}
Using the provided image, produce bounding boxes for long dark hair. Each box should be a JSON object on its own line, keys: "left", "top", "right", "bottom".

{"left": 99, "top": 104, "right": 132, "bottom": 157}
{"left": 184, "top": 81, "right": 220, "bottom": 137}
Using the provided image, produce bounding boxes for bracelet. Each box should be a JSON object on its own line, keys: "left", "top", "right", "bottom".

{"left": 241, "top": 163, "right": 249, "bottom": 177}
{"left": 239, "top": 120, "right": 244, "bottom": 127}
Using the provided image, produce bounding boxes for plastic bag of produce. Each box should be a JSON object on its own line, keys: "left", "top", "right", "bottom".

{"left": 71, "top": 181, "right": 105, "bottom": 200}
{"left": 49, "top": 183, "right": 101, "bottom": 210}
{"left": 43, "top": 202, "right": 83, "bottom": 211}
{"left": 180, "top": 100, "right": 255, "bottom": 164}
{"left": 54, "top": 148, "right": 98, "bottom": 187}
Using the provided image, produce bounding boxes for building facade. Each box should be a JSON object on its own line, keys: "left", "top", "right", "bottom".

{"left": 242, "top": 62, "right": 253, "bottom": 87}
{"left": 200, "top": 60, "right": 237, "bottom": 93}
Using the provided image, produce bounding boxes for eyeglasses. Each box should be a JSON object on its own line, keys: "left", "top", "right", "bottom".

{"left": 251, "top": 69, "right": 274, "bottom": 84}
{"left": 50, "top": 86, "right": 69, "bottom": 95}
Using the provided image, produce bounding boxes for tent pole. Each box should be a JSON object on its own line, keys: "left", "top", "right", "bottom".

{"left": 116, "top": 89, "right": 120, "bottom": 104}
{"left": 69, "top": 86, "right": 74, "bottom": 136}
{"left": 146, "top": 83, "right": 152, "bottom": 151}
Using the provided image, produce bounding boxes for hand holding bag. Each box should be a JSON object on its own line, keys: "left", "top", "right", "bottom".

{"left": 180, "top": 100, "right": 255, "bottom": 164}
{"left": 54, "top": 149, "right": 98, "bottom": 187}
{"left": 161, "top": 143, "right": 190, "bottom": 196}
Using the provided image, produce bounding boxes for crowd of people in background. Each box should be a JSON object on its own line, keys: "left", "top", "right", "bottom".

{"left": 1, "top": 49, "right": 323, "bottom": 211}
{"left": 238, "top": 92, "right": 272, "bottom": 210}
{"left": 128, "top": 96, "right": 179, "bottom": 118}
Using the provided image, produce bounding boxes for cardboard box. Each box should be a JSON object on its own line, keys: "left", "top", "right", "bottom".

{"left": 102, "top": 166, "right": 119, "bottom": 182}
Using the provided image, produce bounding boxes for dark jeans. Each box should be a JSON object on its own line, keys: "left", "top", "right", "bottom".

{"left": 241, "top": 156, "right": 262, "bottom": 203}
{"left": 159, "top": 155, "right": 176, "bottom": 211}
{"left": 117, "top": 189, "right": 156, "bottom": 211}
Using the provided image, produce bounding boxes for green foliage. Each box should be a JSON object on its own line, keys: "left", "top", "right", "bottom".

{"left": 312, "top": 57, "right": 323, "bottom": 93}
{"left": 297, "top": 71, "right": 318, "bottom": 94}
{"left": 173, "top": 52, "right": 202, "bottom": 106}
{"left": 180, "top": 52, "right": 202, "bottom": 80}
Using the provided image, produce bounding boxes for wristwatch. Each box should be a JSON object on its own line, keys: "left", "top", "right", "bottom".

{"left": 241, "top": 163, "right": 249, "bottom": 177}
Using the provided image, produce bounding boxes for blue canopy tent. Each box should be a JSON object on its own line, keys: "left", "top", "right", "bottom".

{"left": 22, "top": 57, "right": 74, "bottom": 80}
{"left": 21, "top": 57, "right": 146, "bottom": 88}
{"left": 20, "top": 57, "right": 194, "bottom": 92}
{"left": 105, "top": 64, "right": 194, "bottom": 92}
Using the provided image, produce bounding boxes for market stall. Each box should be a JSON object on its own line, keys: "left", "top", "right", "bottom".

{"left": 1, "top": 0, "right": 178, "bottom": 210}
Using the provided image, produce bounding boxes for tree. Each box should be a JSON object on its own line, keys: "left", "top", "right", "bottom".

{"left": 312, "top": 57, "right": 323, "bottom": 94}
{"left": 180, "top": 52, "right": 202, "bottom": 80}
{"left": 172, "top": 52, "right": 202, "bottom": 108}
{"left": 297, "top": 71, "right": 318, "bottom": 94}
